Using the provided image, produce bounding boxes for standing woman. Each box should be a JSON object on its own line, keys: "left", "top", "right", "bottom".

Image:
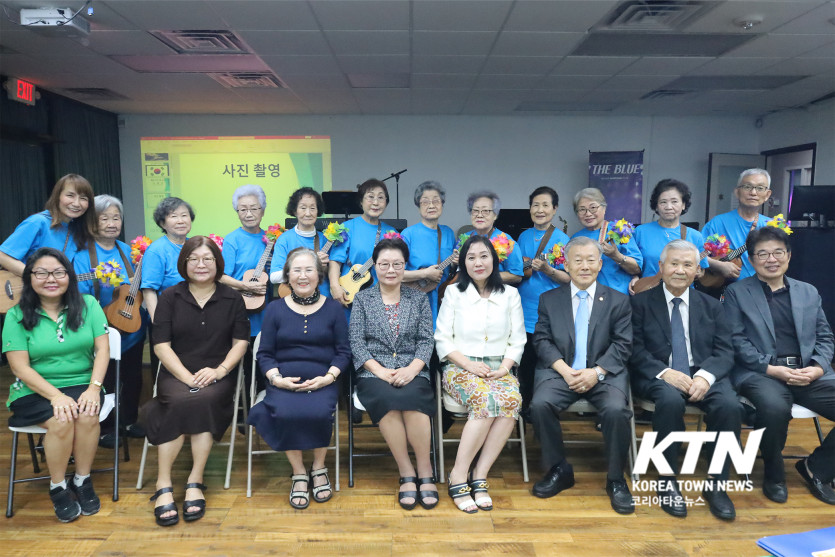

{"left": 3, "top": 248, "right": 109, "bottom": 522}
{"left": 139, "top": 236, "right": 249, "bottom": 526}
{"left": 570, "top": 188, "right": 642, "bottom": 295}
{"left": 269, "top": 187, "right": 331, "bottom": 295}
{"left": 349, "top": 238, "right": 438, "bottom": 510}
{"left": 460, "top": 191, "right": 524, "bottom": 285}
{"left": 401, "top": 181, "right": 457, "bottom": 324}
{"left": 434, "top": 236, "right": 526, "bottom": 514}
{"left": 0, "top": 174, "right": 96, "bottom": 276}
{"left": 516, "top": 187, "right": 570, "bottom": 414}
{"left": 73, "top": 195, "right": 148, "bottom": 445}
{"left": 249, "top": 248, "right": 351, "bottom": 509}
{"left": 328, "top": 179, "right": 396, "bottom": 307}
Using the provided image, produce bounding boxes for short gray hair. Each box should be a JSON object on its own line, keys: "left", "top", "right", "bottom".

{"left": 282, "top": 247, "right": 325, "bottom": 286}
{"left": 737, "top": 168, "right": 771, "bottom": 188}
{"left": 153, "top": 197, "right": 194, "bottom": 231}
{"left": 573, "top": 188, "right": 607, "bottom": 212}
{"left": 232, "top": 184, "right": 267, "bottom": 211}
{"left": 467, "top": 190, "right": 502, "bottom": 217}
{"left": 659, "top": 239, "right": 700, "bottom": 263}
{"left": 564, "top": 235, "right": 603, "bottom": 259}
{"left": 413, "top": 180, "right": 446, "bottom": 207}
{"left": 94, "top": 194, "right": 123, "bottom": 217}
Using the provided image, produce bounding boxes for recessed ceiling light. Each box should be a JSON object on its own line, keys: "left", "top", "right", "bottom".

{"left": 733, "top": 16, "right": 763, "bottom": 30}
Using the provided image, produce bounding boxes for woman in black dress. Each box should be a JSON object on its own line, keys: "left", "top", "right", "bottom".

{"left": 249, "top": 248, "right": 351, "bottom": 509}
{"left": 139, "top": 236, "right": 249, "bottom": 526}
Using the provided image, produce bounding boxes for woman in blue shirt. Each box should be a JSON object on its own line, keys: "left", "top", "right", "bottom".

{"left": 328, "top": 179, "right": 396, "bottom": 307}
{"left": 570, "top": 188, "right": 642, "bottom": 295}
{"left": 0, "top": 174, "right": 96, "bottom": 277}
{"left": 73, "top": 195, "right": 148, "bottom": 445}
{"left": 460, "top": 191, "right": 524, "bottom": 285}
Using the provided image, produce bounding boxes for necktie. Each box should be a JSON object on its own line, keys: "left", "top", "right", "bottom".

{"left": 572, "top": 290, "right": 589, "bottom": 369}
{"left": 671, "top": 297, "right": 690, "bottom": 374}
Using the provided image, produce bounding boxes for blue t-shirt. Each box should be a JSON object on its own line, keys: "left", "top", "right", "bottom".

{"left": 634, "top": 221, "right": 709, "bottom": 278}
{"left": 223, "top": 227, "right": 271, "bottom": 337}
{"left": 329, "top": 217, "right": 396, "bottom": 285}
{"left": 139, "top": 235, "right": 186, "bottom": 295}
{"left": 73, "top": 240, "right": 147, "bottom": 351}
{"left": 571, "top": 225, "right": 643, "bottom": 295}
{"left": 702, "top": 210, "right": 769, "bottom": 280}
{"left": 401, "top": 222, "right": 456, "bottom": 325}
{"left": 269, "top": 227, "right": 331, "bottom": 297}
{"left": 517, "top": 226, "right": 571, "bottom": 334}
{"left": 461, "top": 228, "right": 524, "bottom": 277}
{"left": 0, "top": 210, "right": 80, "bottom": 263}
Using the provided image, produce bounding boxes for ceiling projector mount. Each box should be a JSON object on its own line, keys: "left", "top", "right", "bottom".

{"left": 19, "top": 5, "right": 91, "bottom": 37}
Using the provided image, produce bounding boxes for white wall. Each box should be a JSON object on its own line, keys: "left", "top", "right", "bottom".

{"left": 119, "top": 114, "right": 759, "bottom": 239}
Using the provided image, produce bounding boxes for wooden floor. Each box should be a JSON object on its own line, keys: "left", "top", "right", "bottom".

{"left": 2, "top": 362, "right": 832, "bottom": 557}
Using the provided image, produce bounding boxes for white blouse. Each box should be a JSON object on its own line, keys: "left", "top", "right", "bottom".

{"left": 434, "top": 283, "right": 526, "bottom": 364}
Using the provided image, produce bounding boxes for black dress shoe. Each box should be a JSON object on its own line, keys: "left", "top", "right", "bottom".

{"left": 795, "top": 458, "right": 835, "bottom": 505}
{"left": 532, "top": 462, "right": 575, "bottom": 499}
{"left": 606, "top": 478, "right": 635, "bottom": 514}
{"left": 703, "top": 483, "right": 736, "bottom": 520}
{"left": 763, "top": 480, "right": 788, "bottom": 503}
{"left": 658, "top": 478, "right": 686, "bottom": 517}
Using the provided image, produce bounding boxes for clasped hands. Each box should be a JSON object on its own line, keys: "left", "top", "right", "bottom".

{"left": 661, "top": 369, "right": 710, "bottom": 402}
{"left": 561, "top": 367, "right": 599, "bottom": 393}
{"left": 376, "top": 367, "right": 419, "bottom": 388}
{"left": 51, "top": 386, "right": 101, "bottom": 422}
{"left": 769, "top": 365, "right": 822, "bottom": 387}
{"left": 464, "top": 360, "right": 509, "bottom": 380}
{"left": 191, "top": 366, "right": 226, "bottom": 389}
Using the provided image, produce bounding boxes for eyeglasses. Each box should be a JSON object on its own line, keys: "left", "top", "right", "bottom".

{"left": 471, "top": 209, "right": 494, "bottom": 217}
{"left": 754, "top": 249, "right": 787, "bottom": 261}
{"left": 237, "top": 207, "right": 262, "bottom": 214}
{"left": 376, "top": 262, "right": 405, "bottom": 270}
{"left": 420, "top": 198, "right": 442, "bottom": 207}
{"left": 32, "top": 269, "right": 68, "bottom": 280}
{"left": 576, "top": 204, "right": 602, "bottom": 215}
{"left": 186, "top": 257, "right": 216, "bottom": 265}
{"left": 363, "top": 195, "right": 387, "bottom": 202}
{"left": 738, "top": 184, "right": 769, "bottom": 193}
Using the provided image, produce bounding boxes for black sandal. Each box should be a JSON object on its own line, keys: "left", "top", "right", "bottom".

{"left": 150, "top": 486, "right": 179, "bottom": 527}
{"left": 310, "top": 467, "right": 333, "bottom": 503}
{"left": 418, "top": 477, "right": 439, "bottom": 510}
{"left": 398, "top": 476, "right": 418, "bottom": 510}
{"left": 448, "top": 482, "right": 478, "bottom": 514}
{"left": 469, "top": 478, "right": 493, "bottom": 511}
{"left": 183, "top": 482, "right": 207, "bottom": 522}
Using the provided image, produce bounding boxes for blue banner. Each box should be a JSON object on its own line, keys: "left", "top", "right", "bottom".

{"left": 588, "top": 151, "right": 644, "bottom": 225}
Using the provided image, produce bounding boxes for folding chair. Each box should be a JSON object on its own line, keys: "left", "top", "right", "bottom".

{"left": 7, "top": 328, "right": 124, "bottom": 518}
{"left": 739, "top": 397, "right": 827, "bottom": 460}
{"left": 246, "top": 332, "right": 340, "bottom": 497}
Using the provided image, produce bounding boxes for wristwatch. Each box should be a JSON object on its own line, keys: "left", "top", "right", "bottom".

{"left": 90, "top": 379, "right": 103, "bottom": 388}
{"left": 595, "top": 367, "right": 605, "bottom": 382}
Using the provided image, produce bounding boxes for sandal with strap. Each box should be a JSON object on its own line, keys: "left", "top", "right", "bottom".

{"left": 469, "top": 478, "right": 493, "bottom": 511}
{"left": 310, "top": 467, "right": 333, "bottom": 503}
{"left": 448, "top": 482, "right": 478, "bottom": 514}
{"left": 289, "top": 473, "right": 310, "bottom": 510}
{"left": 150, "top": 486, "right": 179, "bottom": 527}
{"left": 398, "top": 476, "right": 418, "bottom": 510}
{"left": 418, "top": 477, "right": 439, "bottom": 510}
{"left": 183, "top": 482, "right": 207, "bottom": 522}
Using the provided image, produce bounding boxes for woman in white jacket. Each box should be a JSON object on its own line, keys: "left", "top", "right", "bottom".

{"left": 434, "top": 235, "right": 526, "bottom": 514}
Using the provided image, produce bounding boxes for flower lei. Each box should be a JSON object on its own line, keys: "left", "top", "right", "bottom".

{"left": 606, "top": 218, "right": 634, "bottom": 245}
{"left": 130, "top": 235, "right": 152, "bottom": 265}
{"left": 766, "top": 213, "right": 793, "bottom": 235}
{"left": 703, "top": 234, "right": 731, "bottom": 258}
{"left": 490, "top": 233, "right": 514, "bottom": 262}
{"left": 547, "top": 243, "right": 566, "bottom": 266}
{"left": 208, "top": 233, "right": 224, "bottom": 249}
{"left": 94, "top": 260, "right": 124, "bottom": 287}
{"left": 263, "top": 223, "right": 285, "bottom": 244}
{"left": 383, "top": 231, "right": 402, "bottom": 240}
{"left": 323, "top": 222, "right": 348, "bottom": 244}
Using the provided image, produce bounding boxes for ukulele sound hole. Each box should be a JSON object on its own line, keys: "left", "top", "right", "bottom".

{"left": 125, "top": 295, "right": 135, "bottom": 305}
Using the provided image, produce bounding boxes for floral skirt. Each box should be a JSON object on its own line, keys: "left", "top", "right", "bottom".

{"left": 441, "top": 355, "right": 521, "bottom": 420}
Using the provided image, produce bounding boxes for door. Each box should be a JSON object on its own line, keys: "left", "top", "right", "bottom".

{"left": 706, "top": 153, "right": 766, "bottom": 222}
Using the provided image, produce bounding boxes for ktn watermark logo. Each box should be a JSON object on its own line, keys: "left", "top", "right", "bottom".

{"left": 632, "top": 428, "right": 765, "bottom": 476}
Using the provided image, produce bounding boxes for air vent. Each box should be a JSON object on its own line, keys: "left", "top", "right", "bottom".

{"left": 598, "top": 1, "right": 719, "bottom": 31}
{"left": 63, "top": 88, "right": 128, "bottom": 100}
{"left": 151, "top": 30, "right": 251, "bottom": 54}
{"left": 207, "top": 72, "right": 286, "bottom": 89}
{"left": 641, "top": 89, "right": 694, "bottom": 100}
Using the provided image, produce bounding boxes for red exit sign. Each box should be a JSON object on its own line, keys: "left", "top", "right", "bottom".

{"left": 6, "top": 77, "right": 37, "bottom": 106}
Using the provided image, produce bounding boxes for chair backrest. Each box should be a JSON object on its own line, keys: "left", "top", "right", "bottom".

{"left": 108, "top": 328, "right": 122, "bottom": 361}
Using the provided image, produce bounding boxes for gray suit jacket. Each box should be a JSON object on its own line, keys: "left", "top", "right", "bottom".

{"left": 533, "top": 281, "right": 632, "bottom": 392}
{"left": 723, "top": 275, "right": 835, "bottom": 388}
{"left": 349, "top": 284, "right": 434, "bottom": 379}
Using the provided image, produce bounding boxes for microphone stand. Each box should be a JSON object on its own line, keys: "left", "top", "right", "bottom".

{"left": 382, "top": 169, "right": 407, "bottom": 220}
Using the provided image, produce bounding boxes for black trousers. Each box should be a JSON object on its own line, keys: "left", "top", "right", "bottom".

{"left": 640, "top": 378, "right": 743, "bottom": 480}
{"left": 530, "top": 369, "right": 632, "bottom": 480}
{"left": 518, "top": 334, "right": 537, "bottom": 413}
{"left": 101, "top": 339, "right": 145, "bottom": 433}
{"left": 738, "top": 373, "right": 835, "bottom": 483}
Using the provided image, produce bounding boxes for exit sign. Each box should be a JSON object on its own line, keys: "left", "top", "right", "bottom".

{"left": 6, "top": 77, "right": 37, "bottom": 106}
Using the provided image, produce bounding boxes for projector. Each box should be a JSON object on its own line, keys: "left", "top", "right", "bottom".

{"left": 20, "top": 7, "right": 90, "bottom": 37}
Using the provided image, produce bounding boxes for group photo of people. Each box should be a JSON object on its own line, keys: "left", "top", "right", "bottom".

{"left": 1, "top": 168, "right": 833, "bottom": 531}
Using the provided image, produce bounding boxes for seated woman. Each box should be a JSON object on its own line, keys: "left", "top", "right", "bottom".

{"left": 349, "top": 237, "right": 438, "bottom": 510}
{"left": 435, "top": 235, "right": 526, "bottom": 514}
{"left": 139, "top": 236, "right": 249, "bottom": 526}
{"left": 249, "top": 248, "right": 350, "bottom": 509}
{"left": 2, "top": 248, "right": 109, "bottom": 522}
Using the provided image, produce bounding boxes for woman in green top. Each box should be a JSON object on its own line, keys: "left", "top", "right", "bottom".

{"left": 2, "top": 248, "right": 110, "bottom": 523}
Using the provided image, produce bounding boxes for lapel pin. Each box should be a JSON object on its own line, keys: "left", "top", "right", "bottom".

{"left": 599, "top": 296, "right": 603, "bottom": 301}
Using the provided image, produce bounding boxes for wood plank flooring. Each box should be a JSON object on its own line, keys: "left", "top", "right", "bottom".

{"left": 1, "top": 361, "right": 832, "bottom": 556}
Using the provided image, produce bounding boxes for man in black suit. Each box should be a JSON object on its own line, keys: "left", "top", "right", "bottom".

{"left": 724, "top": 226, "right": 835, "bottom": 505}
{"left": 630, "top": 240, "right": 742, "bottom": 520}
{"left": 530, "top": 235, "right": 634, "bottom": 513}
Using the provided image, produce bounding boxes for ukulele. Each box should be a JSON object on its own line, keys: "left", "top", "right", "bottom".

{"left": 522, "top": 254, "right": 548, "bottom": 279}
{"left": 0, "top": 268, "right": 103, "bottom": 314}
{"left": 276, "top": 237, "right": 339, "bottom": 298}
{"left": 338, "top": 256, "right": 376, "bottom": 305}
{"left": 404, "top": 250, "right": 458, "bottom": 293}
{"left": 241, "top": 237, "right": 276, "bottom": 312}
{"left": 103, "top": 259, "right": 144, "bottom": 333}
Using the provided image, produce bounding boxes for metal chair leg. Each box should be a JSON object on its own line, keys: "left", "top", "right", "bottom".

{"left": 7, "top": 432, "right": 19, "bottom": 518}
{"left": 26, "top": 433, "right": 39, "bottom": 474}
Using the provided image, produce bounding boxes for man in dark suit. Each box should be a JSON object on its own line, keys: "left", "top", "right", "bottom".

{"left": 530, "top": 235, "right": 634, "bottom": 513}
{"left": 630, "top": 240, "right": 742, "bottom": 520}
{"left": 724, "top": 226, "right": 835, "bottom": 506}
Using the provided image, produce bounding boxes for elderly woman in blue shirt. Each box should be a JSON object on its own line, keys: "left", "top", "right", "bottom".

{"left": 459, "top": 191, "right": 524, "bottom": 285}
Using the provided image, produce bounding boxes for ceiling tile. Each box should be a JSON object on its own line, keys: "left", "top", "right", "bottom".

{"left": 599, "top": 74, "right": 676, "bottom": 92}
{"left": 412, "top": 55, "right": 486, "bottom": 74}
{"left": 796, "top": 42, "right": 835, "bottom": 59}
{"left": 0, "top": 30, "right": 98, "bottom": 56}
{"left": 411, "top": 74, "right": 477, "bottom": 89}
{"left": 208, "top": 0, "right": 319, "bottom": 31}
{"left": 410, "top": 89, "right": 468, "bottom": 114}
{"left": 481, "top": 56, "right": 560, "bottom": 75}
{"left": 309, "top": 0, "right": 409, "bottom": 31}
{"left": 684, "top": 1, "right": 824, "bottom": 34}
{"left": 279, "top": 74, "right": 351, "bottom": 90}
{"left": 537, "top": 74, "right": 609, "bottom": 90}
{"left": 236, "top": 30, "right": 331, "bottom": 55}
{"left": 685, "top": 57, "right": 779, "bottom": 76}
{"left": 412, "top": 31, "right": 497, "bottom": 56}
{"left": 474, "top": 74, "right": 543, "bottom": 90}
{"left": 325, "top": 31, "right": 409, "bottom": 56}
{"left": 772, "top": 2, "right": 835, "bottom": 34}
{"left": 336, "top": 55, "right": 409, "bottom": 74}
{"left": 353, "top": 88, "right": 410, "bottom": 113}
{"left": 105, "top": 1, "right": 228, "bottom": 29}
{"left": 551, "top": 56, "right": 638, "bottom": 75}
{"left": 87, "top": 31, "right": 174, "bottom": 56}
{"left": 413, "top": 1, "right": 512, "bottom": 31}
{"left": 755, "top": 57, "right": 835, "bottom": 76}
{"left": 491, "top": 32, "right": 585, "bottom": 57}
{"left": 261, "top": 55, "right": 342, "bottom": 74}
{"left": 725, "top": 33, "right": 835, "bottom": 58}
{"left": 504, "top": 1, "right": 619, "bottom": 32}
{"left": 619, "top": 56, "right": 712, "bottom": 75}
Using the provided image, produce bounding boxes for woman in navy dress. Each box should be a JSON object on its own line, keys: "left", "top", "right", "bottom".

{"left": 249, "top": 248, "right": 351, "bottom": 509}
